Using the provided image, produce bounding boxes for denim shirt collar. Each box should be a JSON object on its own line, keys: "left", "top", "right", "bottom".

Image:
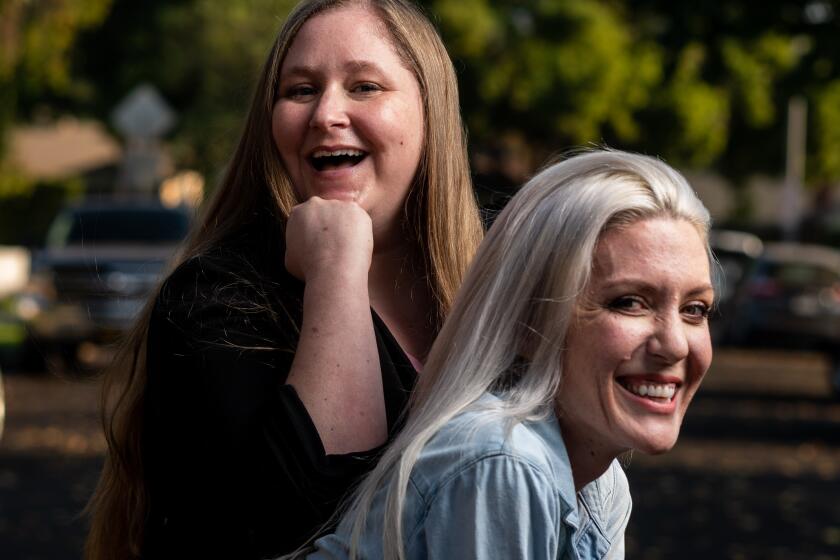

{"left": 527, "top": 410, "right": 617, "bottom": 560}
{"left": 527, "top": 412, "right": 580, "bottom": 524}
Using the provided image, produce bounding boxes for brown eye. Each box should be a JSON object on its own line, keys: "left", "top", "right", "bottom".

{"left": 682, "top": 302, "right": 710, "bottom": 321}
{"left": 608, "top": 296, "right": 645, "bottom": 313}
{"left": 284, "top": 85, "right": 317, "bottom": 99}
{"left": 351, "top": 82, "right": 382, "bottom": 94}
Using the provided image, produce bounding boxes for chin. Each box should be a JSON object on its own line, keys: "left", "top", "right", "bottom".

{"left": 641, "top": 444, "right": 675, "bottom": 456}
{"left": 634, "top": 430, "right": 681, "bottom": 456}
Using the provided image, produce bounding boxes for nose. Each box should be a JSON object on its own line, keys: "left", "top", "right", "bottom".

{"left": 646, "top": 312, "right": 690, "bottom": 364}
{"left": 309, "top": 84, "right": 350, "bottom": 131}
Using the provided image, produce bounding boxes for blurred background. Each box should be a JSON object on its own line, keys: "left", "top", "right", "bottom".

{"left": 1, "top": 0, "right": 840, "bottom": 558}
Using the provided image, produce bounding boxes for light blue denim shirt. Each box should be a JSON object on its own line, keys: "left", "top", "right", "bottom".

{"left": 303, "top": 393, "right": 632, "bottom": 560}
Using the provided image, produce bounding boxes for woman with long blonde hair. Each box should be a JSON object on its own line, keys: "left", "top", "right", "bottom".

{"left": 302, "top": 150, "right": 715, "bottom": 559}
{"left": 84, "top": 1, "right": 483, "bottom": 558}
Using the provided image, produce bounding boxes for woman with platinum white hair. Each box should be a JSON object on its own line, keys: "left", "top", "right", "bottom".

{"left": 298, "top": 149, "right": 715, "bottom": 560}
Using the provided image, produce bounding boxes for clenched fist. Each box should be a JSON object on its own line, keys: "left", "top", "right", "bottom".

{"left": 284, "top": 196, "right": 374, "bottom": 282}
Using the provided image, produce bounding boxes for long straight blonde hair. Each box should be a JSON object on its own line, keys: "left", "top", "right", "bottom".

{"left": 341, "top": 149, "right": 712, "bottom": 560}
{"left": 84, "top": 2, "right": 482, "bottom": 558}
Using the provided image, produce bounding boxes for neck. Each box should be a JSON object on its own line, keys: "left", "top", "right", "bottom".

{"left": 370, "top": 211, "right": 410, "bottom": 257}
{"left": 556, "top": 414, "right": 623, "bottom": 492}
{"left": 369, "top": 238, "right": 414, "bottom": 296}
{"left": 368, "top": 236, "right": 435, "bottom": 361}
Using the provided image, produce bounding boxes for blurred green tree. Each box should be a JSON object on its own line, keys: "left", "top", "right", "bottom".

{"left": 797, "top": 1, "right": 840, "bottom": 184}
{"left": 6, "top": 0, "right": 840, "bottom": 195}
{"left": 0, "top": 0, "right": 112, "bottom": 153}
{"left": 72, "top": 0, "right": 296, "bottom": 179}
{"left": 427, "top": 0, "right": 663, "bottom": 162}
{"left": 0, "top": 0, "right": 112, "bottom": 245}
{"left": 425, "top": 0, "right": 819, "bottom": 180}
{"left": 624, "top": 0, "right": 829, "bottom": 183}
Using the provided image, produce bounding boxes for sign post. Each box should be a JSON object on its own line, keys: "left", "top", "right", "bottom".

{"left": 111, "top": 84, "right": 175, "bottom": 194}
{"left": 781, "top": 96, "right": 807, "bottom": 240}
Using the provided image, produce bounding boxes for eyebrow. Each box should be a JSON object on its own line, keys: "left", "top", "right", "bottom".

{"left": 686, "top": 285, "right": 716, "bottom": 300}
{"left": 599, "top": 278, "right": 715, "bottom": 298}
{"left": 280, "top": 60, "right": 387, "bottom": 79}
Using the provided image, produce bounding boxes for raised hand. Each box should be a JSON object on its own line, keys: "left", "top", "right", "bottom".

{"left": 285, "top": 196, "right": 374, "bottom": 283}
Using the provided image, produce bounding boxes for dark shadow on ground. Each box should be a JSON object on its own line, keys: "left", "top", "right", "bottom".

{"left": 681, "top": 398, "right": 840, "bottom": 444}
{"left": 0, "top": 454, "right": 101, "bottom": 560}
{"left": 626, "top": 388, "right": 840, "bottom": 559}
{"left": 626, "top": 466, "right": 840, "bottom": 560}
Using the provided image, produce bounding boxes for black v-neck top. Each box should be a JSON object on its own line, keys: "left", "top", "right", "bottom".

{"left": 141, "top": 217, "right": 418, "bottom": 559}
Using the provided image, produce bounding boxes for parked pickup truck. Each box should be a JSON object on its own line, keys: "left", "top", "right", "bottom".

{"left": 20, "top": 200, "right": 191, "bottom": 369}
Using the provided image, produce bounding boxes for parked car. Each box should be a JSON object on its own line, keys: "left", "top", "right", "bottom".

{"left": 0, "top": 366, "right": 4, "bottom": 440}
{"left": 719, "top": 240, "right": 840, "bottom": 395}
{"left": 19, "top": 200, "right": 191, "bottom": 370}
{"left": 709, "top": 229, "right": 763, "bottom": 345}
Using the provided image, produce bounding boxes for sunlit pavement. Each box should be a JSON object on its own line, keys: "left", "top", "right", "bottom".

{"left": 0, "top": 349, "right": 839, "bottom": 559}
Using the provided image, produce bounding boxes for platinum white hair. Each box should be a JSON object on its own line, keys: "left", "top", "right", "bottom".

{"left": 344, "top": 149, "right": 711, "bottom": 559}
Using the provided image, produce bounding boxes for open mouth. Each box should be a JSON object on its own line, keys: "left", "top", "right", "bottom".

{"left": 309, "top": 149, "right": 368, "bottom": 171}
{"left": 617, "top": 377, "right": 678, "bottom": 402}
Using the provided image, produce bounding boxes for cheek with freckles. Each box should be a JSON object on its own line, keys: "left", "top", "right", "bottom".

{"left": 571, "top": 312, "right": 651, "bottom": 373}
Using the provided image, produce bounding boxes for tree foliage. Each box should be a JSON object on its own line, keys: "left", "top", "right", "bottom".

{"left": 5, "top": 0, "right": 840, "bottom": 189}
{"left": 424, "top": 0, "right": 822, "bottom": 178}
{"left": 71, "top": 0, "right": 296, "bottom": 176}
{"left": 625, "top": 0, "right": 815, "bottom": 179}
{"left": 0, "top": 0, "right": 112, "bottom": 154}
{"left": 144, "top": 0, "right": 297, "bottom": 174}
{"left": 429, "top": 0, "right": 662, "bottom": 154}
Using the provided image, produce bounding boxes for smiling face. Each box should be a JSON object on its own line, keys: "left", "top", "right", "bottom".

{"left": 271, "top": 5, "right": 424, "bottom": 240}
{"left": 557, "top": 217, "right": 714, "bottom": 461}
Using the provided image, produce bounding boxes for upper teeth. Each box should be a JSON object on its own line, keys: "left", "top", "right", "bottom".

{"left": 312, "top": 149, "right": 365, "bottom": 158}
{"left": 626, "top": 382, "right": 676, "bottom": 399}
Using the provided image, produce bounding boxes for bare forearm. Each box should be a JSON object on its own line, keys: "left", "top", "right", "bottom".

{"left": 286, "top": 269, "right": 386, "bottom": 454}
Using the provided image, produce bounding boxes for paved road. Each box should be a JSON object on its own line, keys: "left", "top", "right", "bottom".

{"left": 1, "top": 349, "right": 839, "bottom": 559}
{"left": 0, "top": 371, "right": 103, "bottom": 560}
{"left": 626, "top": 350, "right": 840, "bottom": 559}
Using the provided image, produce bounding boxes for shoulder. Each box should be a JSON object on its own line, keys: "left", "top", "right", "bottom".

{"left": 151, "top": 243, "right": 302, "bottom": 349}
{"left": 409, "top": 400, "right": 564, "bottom": 502}
{"left": 162, "top": 241, "right": 291, "bottom": 296}
{"left": 157, "top": 214, "right": 292, "bottom": 304}
{"left": 157, "top": 238, "right": 300, "bottom": 312}
{"left": 398, "top": 405, "right": 568, "bottom": 556}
